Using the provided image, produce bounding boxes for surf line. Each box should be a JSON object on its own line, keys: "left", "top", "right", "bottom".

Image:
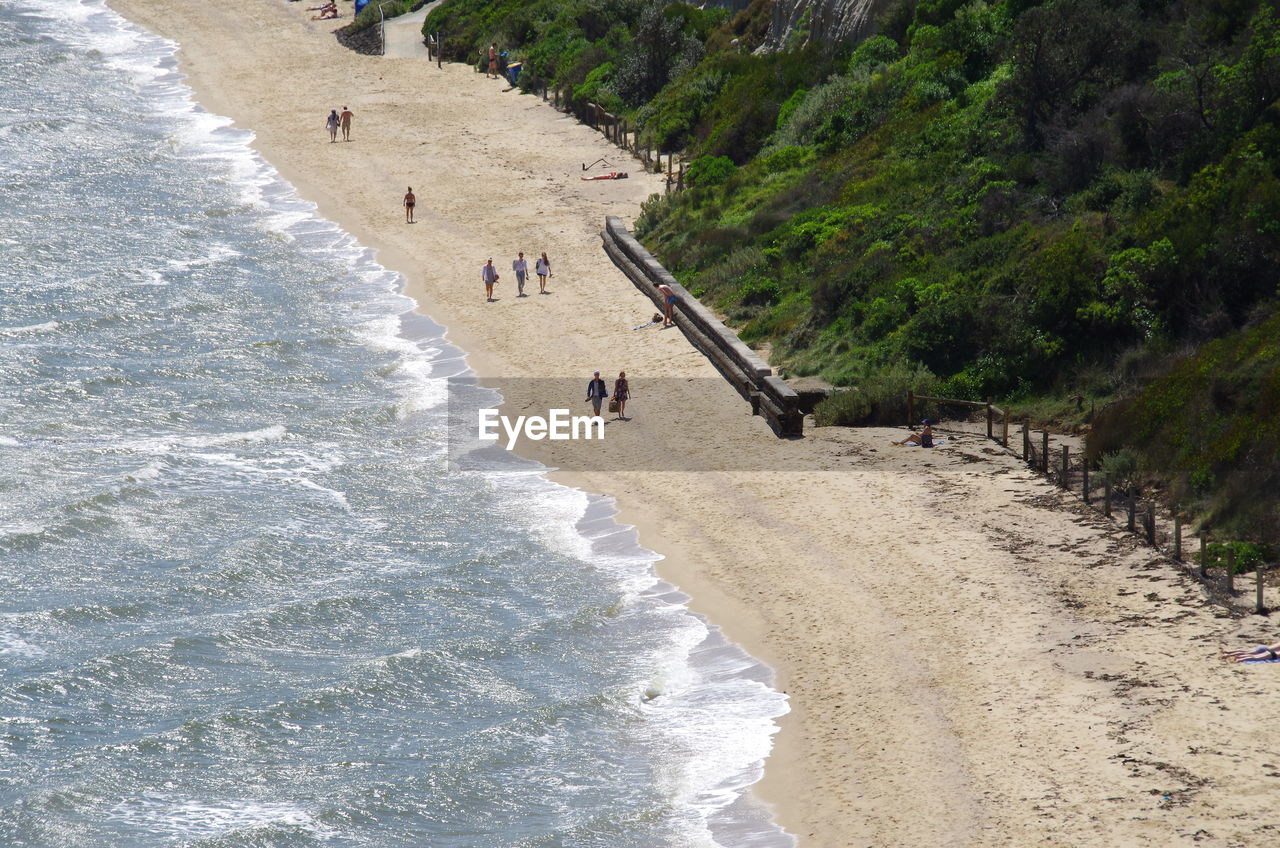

{"left": 478, "top": 409, "right": 605, "bottom": 450}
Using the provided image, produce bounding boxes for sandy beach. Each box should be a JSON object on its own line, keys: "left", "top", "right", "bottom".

{"left": 102, "top": 2, "right": 1280, "bottom": 844}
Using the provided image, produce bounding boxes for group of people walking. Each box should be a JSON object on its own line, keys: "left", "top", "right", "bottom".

{"left": 481, "top": 253, "right": 552, "bottom": 300}
{"left": 585, "top": 371, "right": 630, "bottom": 420}
{"left": 325, "top": 106, "right": 353, "bottom": 142}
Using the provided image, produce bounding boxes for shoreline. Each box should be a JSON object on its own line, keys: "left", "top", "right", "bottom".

{"left": 98, "top": 1, "right": 1280, "bottom": 845}
{"left": 98, "top": 0, "right": 799, "bottom": 840}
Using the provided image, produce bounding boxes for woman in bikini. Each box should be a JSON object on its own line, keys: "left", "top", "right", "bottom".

{"left": 326, "top": 109, "right": 340, "bottom": 143}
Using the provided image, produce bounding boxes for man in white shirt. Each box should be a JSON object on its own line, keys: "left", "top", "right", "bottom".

{"left": 512, "top": 252, "right": 529, "bottom": 296}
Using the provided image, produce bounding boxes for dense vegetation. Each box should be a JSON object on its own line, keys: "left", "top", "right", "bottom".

{"left": 424, "top": 0, "right": 1280, "bottom": 542}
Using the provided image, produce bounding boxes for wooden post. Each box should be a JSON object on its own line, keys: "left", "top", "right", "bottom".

{"left": 1145, "top": 503, "right": 1155, "bottom": 546}
{"left": 1060, "top": 445, "right": 1069, "bottom": 488}
{"left": 1041, "top": 431, "right": 1049, "bottom": 474}
{"left": 1257, "top": 562, "right": 1266, "bottom": 614}
{"left": 667, "top": 153, "right": 674, "bottom": 185}
{"left": 1001, "top": 411, "right": 1009, "bottom": 448}
{"left": 906, "top": 390, "right": 915, "bottom": 427}
{"left": 1082, "top": 462, "right": 1090, "bottom": 504}
{"left": 1199, "top": 535, "right": 1207, "bottom": 578}
{"left": 437, "top": 31, "right": 443, "bottom": 69}
{"left": 986, "top": 398, "right": 993, "bottom": 439}
{"left": 1127, "top": 496, "right": 1135, "bottom": 533}
{"left": 677, "top": 162, "right": 684, "bottom": 191}
{"left": 1022, "top": 422, "right": 1030, "bottom": 461}
{"left": 1227, "top": 547, "right": 1235, "bottom": 593}
{"left": 1174, "top": 517, "right": 1182, "bottom": 561}
{"left": 1103, "top": 476, "right": 1112, "bottom": 517}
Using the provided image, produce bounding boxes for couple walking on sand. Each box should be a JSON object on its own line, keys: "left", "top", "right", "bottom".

{"left": 482, "top": 253, "right": 552, "bottom": 300}
{"left": 325, "top": 106, "right": 353, "bottom": 142}
{"left": 585, "top": 371, "right": 630, "bottom": 420}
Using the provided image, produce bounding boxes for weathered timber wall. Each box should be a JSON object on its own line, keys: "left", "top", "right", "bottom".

{"left": 602, "top": 217, "right": 803, "bottom": 436}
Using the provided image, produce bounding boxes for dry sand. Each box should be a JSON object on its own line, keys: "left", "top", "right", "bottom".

{"left": 103, "top": 1, "right": 1280, "bottom": 844}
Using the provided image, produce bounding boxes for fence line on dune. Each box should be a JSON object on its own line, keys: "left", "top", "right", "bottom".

{"left": 906, "top": 390, "right": 1271, "bottom": 613}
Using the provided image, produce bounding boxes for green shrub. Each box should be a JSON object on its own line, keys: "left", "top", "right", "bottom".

{"left": 685, "top": 155, "right": 736, "bottom": 187}
{"left": 813, "top": 362, "right": 938, "bottom": 426}
{"left": 1202, "top": 541, "right": 1274, "bottom": 574}
{"left": 1096, "top": 449, "right": 1139, "bottom": 487}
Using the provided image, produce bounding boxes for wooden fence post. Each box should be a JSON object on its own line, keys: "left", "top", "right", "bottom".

{"left": 1002, "top": 412, "right": 1009, "bottom": 448}
{"left": 1060, "top": 445, "right": 1069, "bottom": 488}
{"left": 1145, "top": 503, "right": 1155, "bottom": 546}
{"left": 1227, "top": 547, "right": 1235, "bottom": 593}
{"left": 676, "top": 162, "right": 684, "bottom": 191}
{"left": 1022, "top": 422, "right": 1030, "bottom": 462}
{"left": 1103, "top": 476, "right": 1112, "bottom": 517}
{"left": 1082, "top": 462, "right": 1090, "bottom": 504}
{"left": 667, "top": 153, "right": 673, "bottom": 186}
{"left": 1174, "top": 517, "right": 1182, "bottom": 561}
{"left": 1127, "top": 496, "right": 1136, "bottom": 533}
{"left": 1041, "top": 431, "right": 1049, "bottom": 473}
{"left": 1257, "top": 562, "right": 1266, "bottom": 614}
{"left": 437, "top": 30, "right": 443, "bottom": 69}
{"left": 1199, "top": 535, "right": 1207, "bottom": 578}
{"left": 986, "top": 397, "right": 993, "bottom": 439}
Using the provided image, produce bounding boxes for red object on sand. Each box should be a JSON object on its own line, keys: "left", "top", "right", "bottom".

{"left": 580, "top": 171, "right": 629, "bottom": 181}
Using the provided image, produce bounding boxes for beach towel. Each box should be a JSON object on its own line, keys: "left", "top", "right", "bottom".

{"left": 1243, "top": 646, "right": 1280, "bottom": 664}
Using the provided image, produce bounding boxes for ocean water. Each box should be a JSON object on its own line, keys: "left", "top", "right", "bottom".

{"left": 0, "top": 2, "right": 791, "bottom": 847}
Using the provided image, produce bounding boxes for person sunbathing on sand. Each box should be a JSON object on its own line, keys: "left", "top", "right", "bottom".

{"left": 893, "top": 419, "right": 934, "bottom": 447}
{"left": 1222, "top": 642, "right": 1280, "bottom": 662}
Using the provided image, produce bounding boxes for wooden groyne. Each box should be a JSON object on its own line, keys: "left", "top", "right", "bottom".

{"left": 601, "top": 217, "right": 803, "bottom": 436}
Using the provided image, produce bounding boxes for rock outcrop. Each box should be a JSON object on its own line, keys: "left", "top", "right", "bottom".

{"left": 763, "top": 0, "right": 895, "bottom": 49}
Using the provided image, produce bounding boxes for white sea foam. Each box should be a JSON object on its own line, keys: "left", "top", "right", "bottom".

{"left": 0, "top": 435, "right": 21, "bottom": 447}
{"left": 0, "top": 629, "right": 46, "bottom": 658}
{"left": 0, "top": 321, "right": 60, "bottom": 335}
{"left": 104, "top": 795, "right": 332, "bottom": 840}
{"left": 126, "top": 425, "right": 288, "bottom": 456}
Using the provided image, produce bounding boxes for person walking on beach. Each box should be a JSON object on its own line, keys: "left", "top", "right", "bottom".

{"left": 585, "top": 371, "right": 608, "bottom": 417}
{"left": 487, "top": 43, "right": 499, "bottom": 79}
{"left": 512, "top": 252, "right": 529, "bottom": 297}
{"left": 339, "top": 105, "right": 353, "bottom": 141}
{"left": 657, "top": 283, "right": 677, "bottom": 327}
{"left": 482, "top": 258, "right": 499, "bottom": 301}
{"left": 535, "top": 252, "right": 552, "bottom": 294}
{"left": 611, "top": 372, "right": 630, "bottom": 420}
{"left": 403, "top": 187, "right": 415, "bottom": 224}
{"left": 326, "top": 109, "right": 340, "bottom": 143}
